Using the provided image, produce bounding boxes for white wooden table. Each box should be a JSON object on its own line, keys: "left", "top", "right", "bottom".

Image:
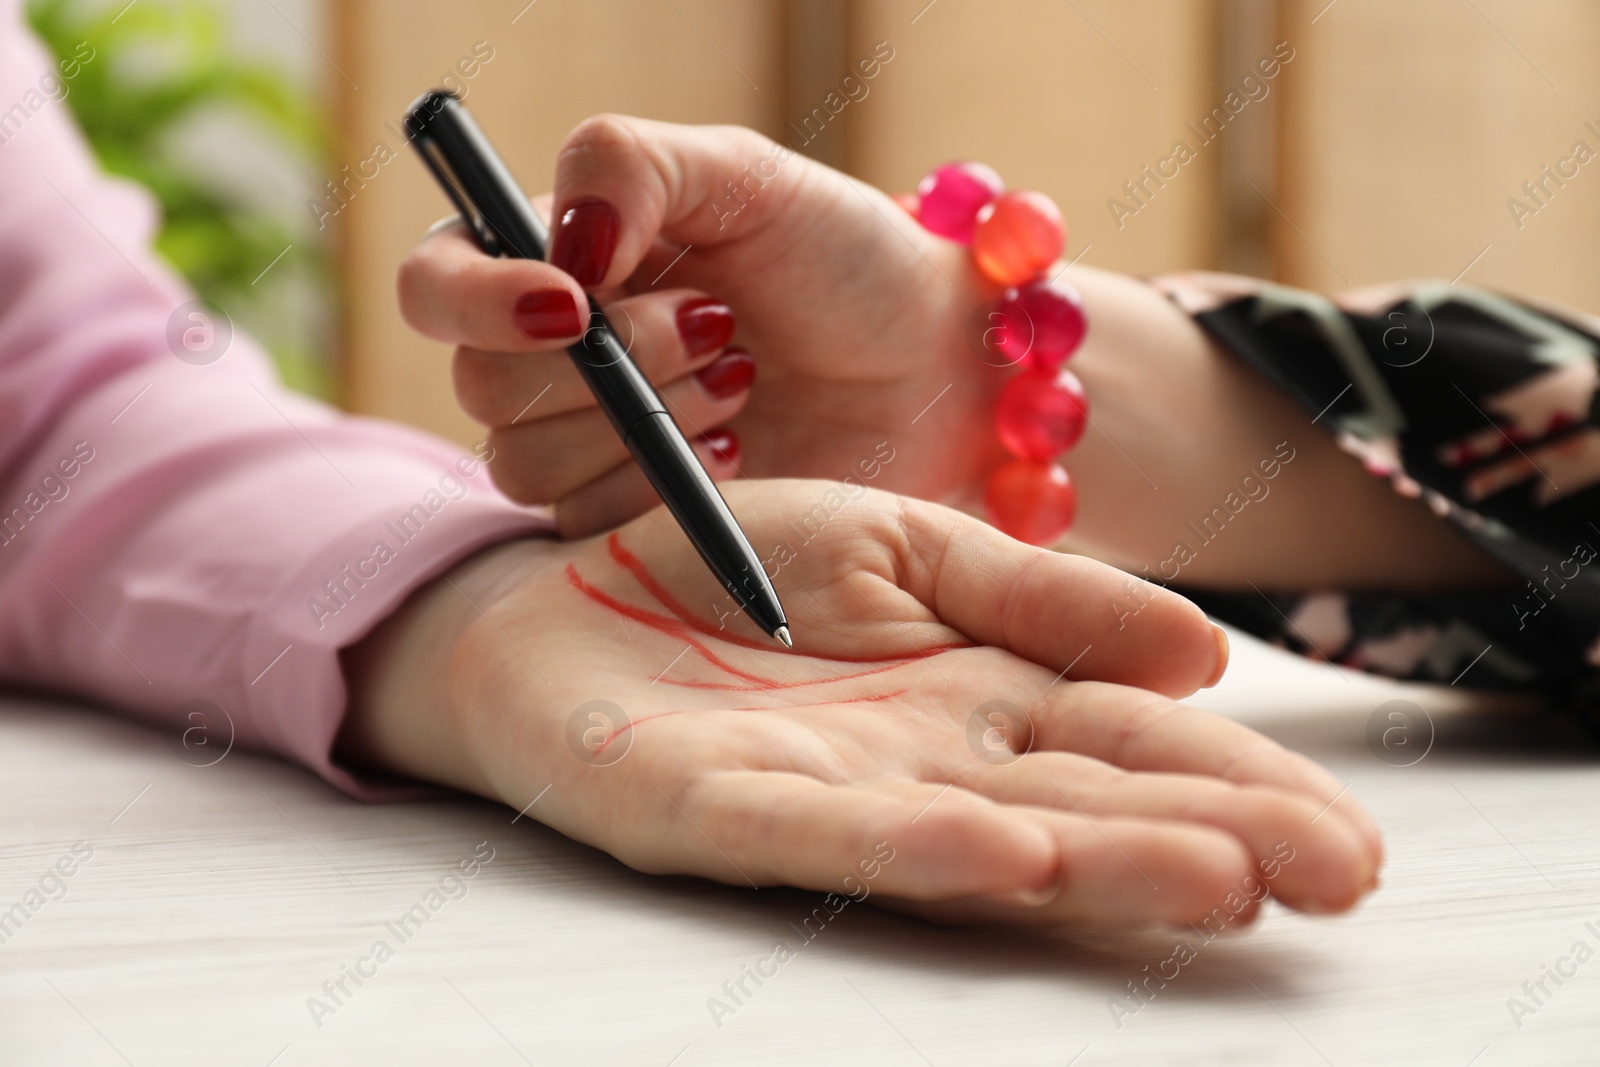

{"left": 2, "top": 630, "right": 1597, "bottom": 1066}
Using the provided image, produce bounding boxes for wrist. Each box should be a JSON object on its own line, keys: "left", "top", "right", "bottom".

{"left": 337, "top": 536, "right": 560, "bottom": 798}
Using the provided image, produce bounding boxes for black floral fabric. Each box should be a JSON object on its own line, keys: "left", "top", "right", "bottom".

{"left": 1148, "top": 273, "right": 1600, "bottom": 718}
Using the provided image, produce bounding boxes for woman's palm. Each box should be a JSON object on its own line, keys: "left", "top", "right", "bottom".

{"left": 455, "top": 481, "right": 1381, "bottom": 925}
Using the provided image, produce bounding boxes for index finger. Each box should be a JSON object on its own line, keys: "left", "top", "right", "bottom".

{"left": 397, "top": 221, "right": 588, "bottom": 352}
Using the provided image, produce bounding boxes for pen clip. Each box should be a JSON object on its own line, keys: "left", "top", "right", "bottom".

{"left": 405, "top": 90, "right": 549, "bottom": 262}
{"left": 413, "top": 132, "right": 502, "bottom": 257}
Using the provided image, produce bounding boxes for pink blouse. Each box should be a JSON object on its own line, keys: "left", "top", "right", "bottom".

{"left": 0, "top": 3, "right": 550, "bottom": 795}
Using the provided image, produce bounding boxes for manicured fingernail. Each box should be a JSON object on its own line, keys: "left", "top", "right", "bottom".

{"left": 676, "top": 296, "right": 736, "bottom": 357}
{"left": 1204, "top": 624, "right": 1230, "bottom": 688}
{"left": 549, "top": 197, "right": 619, "bottom": 287}
{"left": 693, "top": 347, "right": 755, "bottom": 401}
{"left": 513, "top": 289, "right": 582, "bottom": 339}
{"left": 696, "top": 428, "right": 740, "bottom": 467}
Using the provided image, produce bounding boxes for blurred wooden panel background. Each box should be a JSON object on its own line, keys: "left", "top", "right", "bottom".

{"left": 1275, "top": 0, "right": 1600, "bottom": 306}
{"left": 330, "top": 0, "right": 1600, "bottom": 439}
{"left": 844, "top": 0, "right": 1223, "bottom": 275}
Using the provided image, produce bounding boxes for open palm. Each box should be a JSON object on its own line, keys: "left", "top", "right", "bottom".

{"left": 447, "top": 480, "right": 1381, "bottom": 926}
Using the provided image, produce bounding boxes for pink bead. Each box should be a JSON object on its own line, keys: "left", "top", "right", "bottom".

{"left": 973, "top": 191, "right": 1064, "bottom": 287}
{"left": 995, "top": 368, "right": 1088, "bottom": 460}
{"left": 995, "top": 279, "right": 1087, "bottom": 369}
{"left": 915, "top": 162, "right": 1004, "bottom": 245}
{"left": 985, "top": 460, "right": 1077, "bottom": 545}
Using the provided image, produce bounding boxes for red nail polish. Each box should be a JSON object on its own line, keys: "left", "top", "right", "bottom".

{"left": 696, "top": 428, "right": 740, "bottom": 467}
{"left": 676, "top": 297, "right": 736, "bottom": 357}
{"left": 549, "top": 197, "right": 620, "bottom": 287}
{"left": 693, "top": 347, "right": 755, "bottom": 401}
{"left": 513, "top": 289, "right": 583, "bottom": 339}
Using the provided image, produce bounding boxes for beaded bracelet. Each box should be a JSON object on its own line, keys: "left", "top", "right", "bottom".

{"left": 901, "top": 162, "right": 1088, "bottom": 546}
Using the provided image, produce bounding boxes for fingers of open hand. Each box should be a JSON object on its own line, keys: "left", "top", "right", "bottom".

{"left": 1001, "top": 808, "right": 1257, "bottom": 925}
{"left": 636, "top": 768, "right": 1282, "bottom": 928}
{"left": 872, "top": 805, "right": 1258, "bottom": 928}
{"left": 1029, "top": 681, "right": 1383, "bottom": 881}
{"left": 846, "top": 778, "right": 1266, "bottom": 925}
{"left": 646, "top": 771, "right": 1058, "bottom": 902}
{"left": 953, "top": 752, "right": 1371, "bottom": 913}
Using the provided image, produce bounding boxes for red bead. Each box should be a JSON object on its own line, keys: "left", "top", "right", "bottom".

{"left": 995, "top": 279, "right": 1087, "bottom": 369}
{"left": 985, "top": 460, "right": 1077, "bottom": 544}
{"left": 916, "top": 162, "right": 1004, "bottom": 245}
{"left": 996, "top": 368, "right": 1088, "bottom": 460}
{"left": 972, "top": 191, "right": 1065, "bottom": 286}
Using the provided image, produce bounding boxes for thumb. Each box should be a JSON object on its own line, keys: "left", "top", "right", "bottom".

{"left": 896, "top": 496, "right": 1228, "bottom": 699}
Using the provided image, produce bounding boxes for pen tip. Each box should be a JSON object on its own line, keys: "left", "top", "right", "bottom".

{"left": 774, "top": 626, "right": 793, "bottom": 649}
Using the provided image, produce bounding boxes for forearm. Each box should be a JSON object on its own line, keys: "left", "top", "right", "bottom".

{"left": 0, "top": 10, "right": 555, "bottom": 794}
{"left": 1057, "top": 265, "right": 1513, "bottom": 592}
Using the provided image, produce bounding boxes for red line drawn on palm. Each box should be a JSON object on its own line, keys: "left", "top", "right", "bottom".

{"left": 565, "top": 533, "right": 965, "bottom": 692}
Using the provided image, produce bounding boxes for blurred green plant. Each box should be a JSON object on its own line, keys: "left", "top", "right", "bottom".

{"left": 27, "top": 0, "right": 333, "bottom": 396}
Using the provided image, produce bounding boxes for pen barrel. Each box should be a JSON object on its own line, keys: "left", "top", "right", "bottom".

{"left": 566, "top": 297, "right": 668, "bottom": 432}
{"left": 624, "top": 412, "right": 785, "bottom": 634}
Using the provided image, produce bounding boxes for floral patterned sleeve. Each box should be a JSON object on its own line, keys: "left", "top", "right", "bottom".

{"left": 1147, "top": 272, "right": 1600, "bottom": 720}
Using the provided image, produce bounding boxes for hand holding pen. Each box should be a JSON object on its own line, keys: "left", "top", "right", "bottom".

{"left": 396, "top": 111, "right": 1006, "bottom": 546}
{"left": 404, "top": 93, "right": 789, "bottom": 645}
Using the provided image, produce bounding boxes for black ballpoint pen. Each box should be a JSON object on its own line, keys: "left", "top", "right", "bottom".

{"left": 403, "top": 90, "right": 791, "bottom": 647}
